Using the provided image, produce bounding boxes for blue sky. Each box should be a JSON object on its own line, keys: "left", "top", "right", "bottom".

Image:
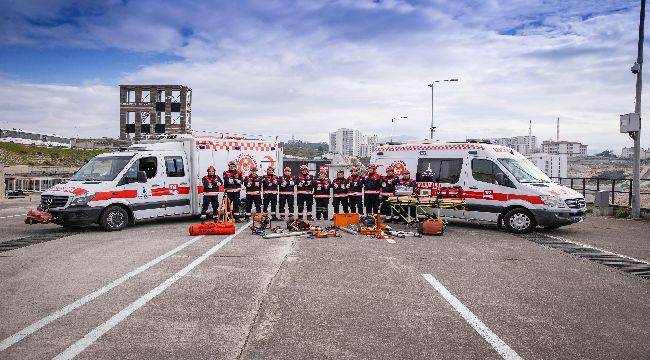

{"left": 0, "top": 0, "right": 646, "bottom": 153}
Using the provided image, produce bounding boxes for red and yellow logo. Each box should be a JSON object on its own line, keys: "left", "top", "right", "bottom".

{"left": 389, "top": 160, "right": 407, "bottom": 175}
{"left": 236, "top": 154, "right": 258, "bottom": 176}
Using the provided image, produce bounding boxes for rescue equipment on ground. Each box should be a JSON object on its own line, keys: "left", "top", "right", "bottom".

{"left": 332, "top": 213, "right": 360, "bottom": 227}
{"left": 419, "top": 218, "right": 445, "bottom": 236}
{"left": 251, "top": 214, "right": 272, "bottom": 235}
{"left": 188, "top": 198, "right": 236, "bottom": 235}
{"left": 25, "top": 209, "right": 53, "bottom": 224}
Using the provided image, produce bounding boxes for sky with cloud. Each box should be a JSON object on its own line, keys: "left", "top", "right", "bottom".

{"left": 0, "top": 0, "right": 647, "bottom": 153}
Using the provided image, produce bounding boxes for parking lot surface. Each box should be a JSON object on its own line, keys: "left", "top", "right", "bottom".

{"left": 0, "top": 201, "right": 648, "bottom": 359}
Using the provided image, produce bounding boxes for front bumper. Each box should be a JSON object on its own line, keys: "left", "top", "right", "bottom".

{"left": 531, "top": 209, "right": 587, "bottom": 227}
{"left": 50, "top": 206, "right": 103, "bottom": 226}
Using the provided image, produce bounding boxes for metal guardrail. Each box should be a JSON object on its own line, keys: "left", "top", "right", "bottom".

{"left": 551, "top": 177, "right": 650, "bottom": 208}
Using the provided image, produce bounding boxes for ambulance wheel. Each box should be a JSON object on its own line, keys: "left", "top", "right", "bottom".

{"left": 99, "top": 206, "right": 129, "bottom": 231}
{"left": 504, "top": 208, "right": 535, "bottom": 234}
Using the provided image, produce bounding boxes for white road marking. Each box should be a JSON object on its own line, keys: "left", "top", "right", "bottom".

{"left": 0, "top": 214, "right": 24, "bottom": 220}
{"left": 0, "top": 235, "right": 206, "bottom": 352}
{"left": 386, "top": 238, "right": 396, "bottom": 244}
{"left": 421, "top": 274, "right": 523, "bottom": 360}
{"left": 53, "top": 222, "right": 251, "bottom": 360}
{"left": 542, "top": 234, "right": 649, "bottom": 264}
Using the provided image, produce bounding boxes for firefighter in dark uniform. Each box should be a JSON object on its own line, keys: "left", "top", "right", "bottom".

{"left": 398, "top": 169, "right": 417, "bottom": 221}
{"left": 244, "top": 166, "right": 262, "bottom": 221}
{"left": 313, "top": 169, "right": 331, "bottom": 220}
{"left": 332, "top": 169, "right": 349, "bottom": 214}
{"left": 363, "top": 164, "right": 381, "bottom": 215}
{"left": 296, "top": 164, "right": 315, "bottom": 220}
{"left": 380, "top": 166, "right": 399, "bottom": 222}
{"left": 347, "top": 166, "right": 364, "bottom": 214}
{"left": 200, "top": 165, "right": 222, "bottom": 220}
{"left": 223, "top": 161, "right": 243, "bottom": 222}
{"left": 262, "top": 165, "right": 279, "bottom": 220}
{"left": 278, "top": 166, "right": 295, "bottom": 219}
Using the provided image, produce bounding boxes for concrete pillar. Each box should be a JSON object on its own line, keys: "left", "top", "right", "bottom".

{"left": 0, "top": 163, "right": 5, "bottom": 200}
{"left": 165, "top": 87, "right": 172, "bottom": 128}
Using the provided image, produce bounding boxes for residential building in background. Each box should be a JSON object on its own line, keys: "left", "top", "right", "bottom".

{"left": 0, "top": 129, "right": 71, "bottom": 148}
{"left": 621, "top": 147, "right": 650, "bottom": 159}
{"left": 119, "top": 84, "right": 192, "bottom": 141}
{"left": 329, "top": 128, "right": 378, "bottom": 157}
{"left": 541, "top": 140, "right": 588, "bottom": 156}
{"left": 491, "top": 136, "right": 537, "bottom": 154}
{"left": 526, "top": 153, "right": 568, "bottom": 178}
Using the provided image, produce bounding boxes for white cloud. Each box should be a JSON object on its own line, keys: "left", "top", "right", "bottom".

{"left": 0, "top": 0, "right": 647, "bottom": 154}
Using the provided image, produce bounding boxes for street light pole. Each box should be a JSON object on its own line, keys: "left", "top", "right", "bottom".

{"left": 632, "top": 0, "right": 645, "bottom": 219}
{"left": 390, "top": 116, "right": 407, "bottom": 143}
{"left": 427, "top": 79, "right": 458, "bottom": 139}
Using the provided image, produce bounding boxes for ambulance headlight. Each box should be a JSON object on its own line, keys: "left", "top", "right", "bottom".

{"left": 70, "top": 194, "right": 95, "bottom": 206}
{"left": 540, "top": 195, "right": 566, "bottom": 208}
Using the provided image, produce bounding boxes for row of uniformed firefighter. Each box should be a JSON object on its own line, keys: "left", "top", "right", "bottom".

{"left": 200, "top": 162, "right": 416, "bottom": 222}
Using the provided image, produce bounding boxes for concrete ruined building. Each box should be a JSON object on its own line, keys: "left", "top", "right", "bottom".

{"left": 119, "top": 85, "right": 192, "bottom": 141}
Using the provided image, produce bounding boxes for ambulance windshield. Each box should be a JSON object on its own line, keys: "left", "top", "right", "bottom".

{"left": 498, "top": 158, "right": 551, "bottom": 183}
{"left": 70, "top": 155, "right": 134, "bottom": 182}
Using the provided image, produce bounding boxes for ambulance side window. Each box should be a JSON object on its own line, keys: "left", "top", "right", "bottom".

{"left": 165, "top": 156, "right": 185, "bottom": 177}
{"left": 416, "top": 158, "right": 462, "bottom": 183}
{"left": 471, "top": 159, "right": 513, "bottom": 187}
{"left": 139, "top": 156, "right": 158, "bottom": 179}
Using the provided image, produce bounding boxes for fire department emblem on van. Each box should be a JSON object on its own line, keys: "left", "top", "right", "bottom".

{"left": 235, "top": 154, "right": 258, "bottom": 176}
{"left": 389, "top": 160, "right": 407, "bottom": 175}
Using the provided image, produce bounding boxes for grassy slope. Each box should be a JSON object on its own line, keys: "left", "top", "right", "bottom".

{"left": 0, "top": 142, "right": 108, "bottom": 167}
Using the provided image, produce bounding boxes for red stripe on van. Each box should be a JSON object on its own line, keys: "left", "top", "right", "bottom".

{"left": 463, "top": 190, "right": 544, "bottom": 205}
{"left": 92, "top": 189, "right": 138, "bottom": 201}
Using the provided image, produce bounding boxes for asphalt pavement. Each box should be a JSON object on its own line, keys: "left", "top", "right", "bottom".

{"left": 0, "top": 200, "right": 648, "bottom": 359}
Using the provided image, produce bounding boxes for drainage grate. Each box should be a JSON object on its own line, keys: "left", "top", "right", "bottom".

{"left": 520, "top": 233, "right": 650, "bottom": 280}
{"left": 0, "top": 231, "right": 79, "bottom": 253}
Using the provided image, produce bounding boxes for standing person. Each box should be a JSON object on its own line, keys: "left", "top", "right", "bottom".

{"left": 332, "top": 169, "right": 349, "bottom": 214}
{"left": 380, "top": 166, "right": 399, "bottom": 222}
{"left": 398, "top": 169, "right": 417, "bottom": 222}
{"left": 278, "top": 166, "right": 295, "bottom": 220}
{"left": 244, "top": 166, "right": 262, "bottom": 221}
{"left": 262, "top": 165, "right": 279, "bottom": 220}
{"left": 200, "top": 165, "right": 223, "bottom": 220}
{"left": 313, "top": 169, "right": 331, "bottom": 220}
{"left": 223, "top": 161, "right": 243, "bottom": 222}
{"left": 296, "top": 164, "right": 315, "bottom": 220}
{"left": 347, "top": 167, "right": 364, "bottom": 214}
{"left": 364, "top": 164, "right": 381, "bottom": 215}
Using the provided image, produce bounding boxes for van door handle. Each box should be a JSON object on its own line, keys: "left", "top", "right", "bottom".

{"left": 469, "top": 186, "right": 478, "bottom": 190}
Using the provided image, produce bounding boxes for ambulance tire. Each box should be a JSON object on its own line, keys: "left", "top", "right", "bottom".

{"left": 503, "top": 208, "right": 536, "bottom": 234}
{"left": 99, "top": 206, "right": 129, "bottom": 231}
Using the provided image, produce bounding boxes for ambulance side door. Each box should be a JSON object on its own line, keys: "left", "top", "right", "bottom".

{"left": 120, "top": 155, "right": 166, "bottom": 220}
{"left": 463, "top": 158, "right": 516, "bottom": 222}
{"left": 163, "top": 154, "right": 191, "bottom": 216}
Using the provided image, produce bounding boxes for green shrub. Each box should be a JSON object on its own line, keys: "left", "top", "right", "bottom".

{"left": 614, "top": 207, "right": 630, "bottom": 219}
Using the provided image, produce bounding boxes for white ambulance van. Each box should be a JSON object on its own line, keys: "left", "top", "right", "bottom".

{"left": 37, "top": 134, "right": 282, "bottom": 231}
{"left": 370, "top": 140, "right": 586, "bottom": 233}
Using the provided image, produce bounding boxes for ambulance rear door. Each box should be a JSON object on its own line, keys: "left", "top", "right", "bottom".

{"left": 415, "top": 156, "right": 464, "bottom": 219}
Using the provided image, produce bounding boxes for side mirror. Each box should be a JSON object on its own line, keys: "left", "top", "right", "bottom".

{"left": 137, "top": 171, "right": 148, "bottom": 183}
